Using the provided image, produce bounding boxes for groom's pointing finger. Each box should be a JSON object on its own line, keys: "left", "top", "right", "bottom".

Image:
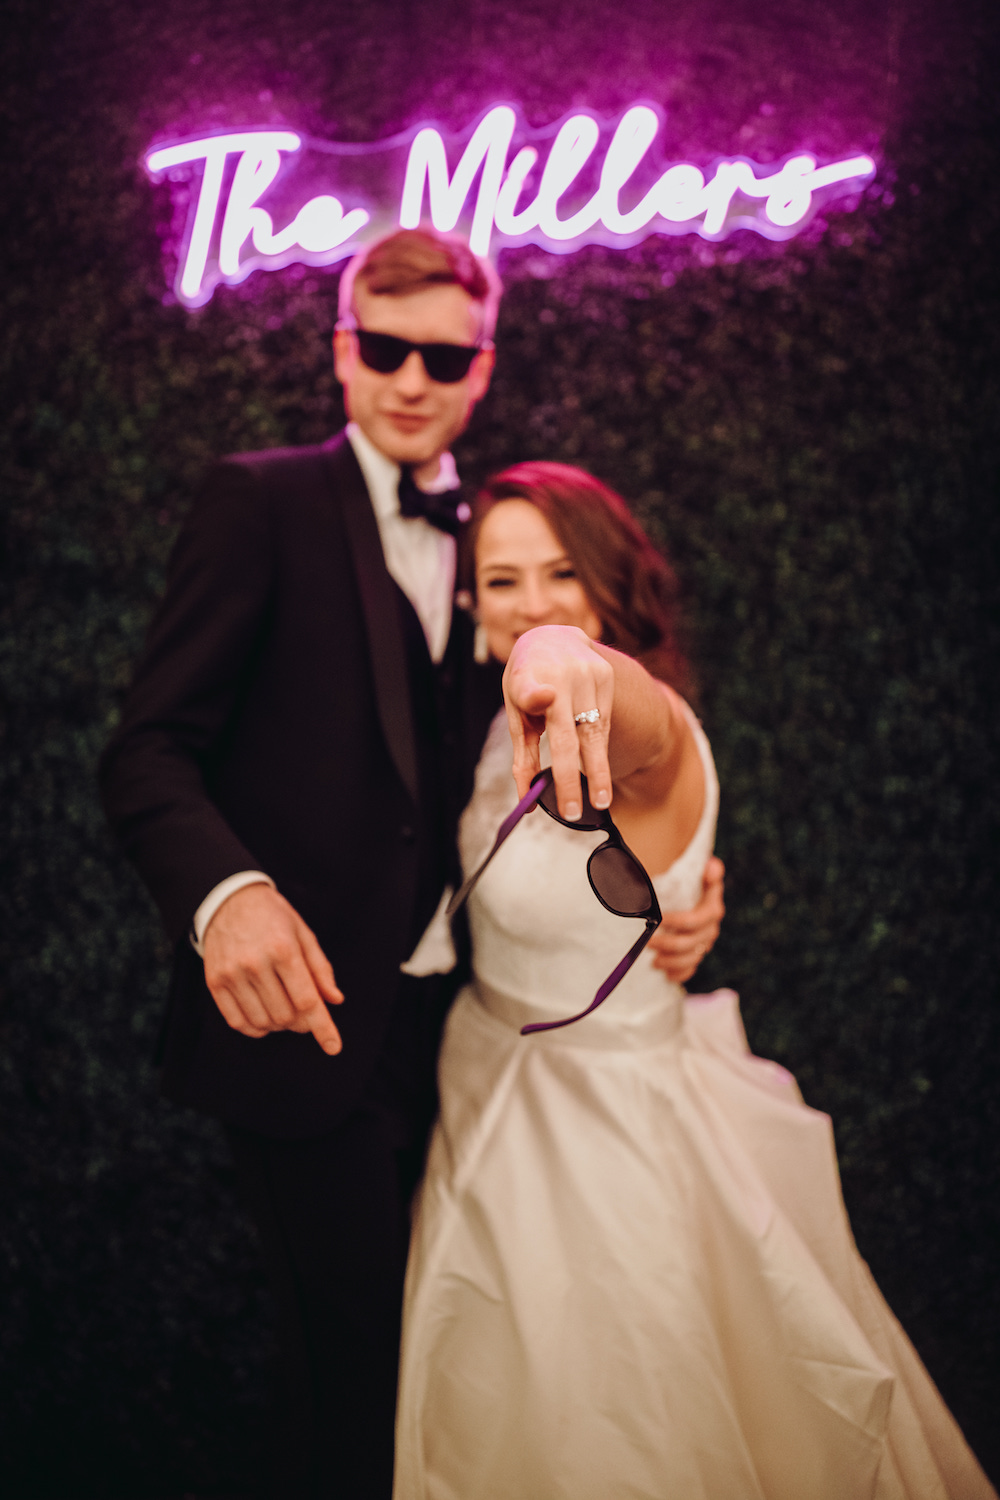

{"left": 276, "top": 948, "right": 343, "bottom": 1056}
{"left": 304, "top": 1003, "right": 344, "bottom": 1055}
{"left": 295, "top": 916, "right": 344, "bottom": 1006}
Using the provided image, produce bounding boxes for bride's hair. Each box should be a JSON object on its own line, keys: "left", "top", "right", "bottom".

{"left": 468, "top": 462, "right": 694, "bottom": 698}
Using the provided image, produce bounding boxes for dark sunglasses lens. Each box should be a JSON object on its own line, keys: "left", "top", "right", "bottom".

{"left": 421, "top": 343, "right": 479, "bottom": 383}
{"left": 538, "top": 775, "right": 604, "bottom": 830}
{"left": 356, "top": 330, "right": 409, "bottom": 374}
{"left": 590, "top": 845, "right": 654, "bottom": 916}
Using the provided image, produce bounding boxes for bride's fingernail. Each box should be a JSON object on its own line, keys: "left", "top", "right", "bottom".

{"left": 592, "top": 789, "right": 610, "bottom": 809}
{"left": 565, "top": 802, "right": 581, "bottom": 821}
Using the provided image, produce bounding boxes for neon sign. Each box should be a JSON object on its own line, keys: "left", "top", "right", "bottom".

{"left": 146, "top": 105, "right": 875, "bottom": 308}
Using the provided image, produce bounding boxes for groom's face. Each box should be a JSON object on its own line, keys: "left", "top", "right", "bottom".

{"left": 334, "top": 282, "right": 494, "bottom": 476}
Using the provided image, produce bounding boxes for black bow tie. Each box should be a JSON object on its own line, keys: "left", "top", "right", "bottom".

{"left": 397, "top": 466, "right": 470, "bottom": 537}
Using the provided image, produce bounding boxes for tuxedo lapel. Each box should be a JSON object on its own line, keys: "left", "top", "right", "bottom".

{"left": 324, "top": 434, "right": 419, "bottom": 807}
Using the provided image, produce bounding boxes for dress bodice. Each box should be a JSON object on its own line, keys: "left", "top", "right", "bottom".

{"left": 458, "top": 705, "right": 719, "bottom": 1043}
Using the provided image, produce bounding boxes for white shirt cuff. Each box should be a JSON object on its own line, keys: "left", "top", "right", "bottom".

{"left": 399, "top": 886, "right": 458, "bottom": 976}
{"left": 190, "top": 871, "right": 276, "bottom": 956}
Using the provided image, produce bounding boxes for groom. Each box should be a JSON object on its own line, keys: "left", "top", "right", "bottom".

{"left": 100, "top": 226, "right": 723, "bottom": 1497}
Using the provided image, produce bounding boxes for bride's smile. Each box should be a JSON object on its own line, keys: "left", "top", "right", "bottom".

{"left": 474, "top": 498, "right": 603, "bottom": 663}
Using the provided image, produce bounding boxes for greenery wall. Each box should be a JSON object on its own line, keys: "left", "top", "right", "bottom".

{"left": 2, "top": 0, "right": 997, "bottom": 1494}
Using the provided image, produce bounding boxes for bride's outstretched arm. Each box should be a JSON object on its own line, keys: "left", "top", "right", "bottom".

{"left": 502, "top": 624, "right": 687, "bottom": 823}
{"left": 505, "top": 624, "right": 722, "bottom": 974}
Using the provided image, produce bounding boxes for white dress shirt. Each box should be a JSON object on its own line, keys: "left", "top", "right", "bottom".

{"left": 191, "top": 424, "right": 460, "bottom": 975}
{"left": 345, "top": 422, "right": 457, "bottom": 666}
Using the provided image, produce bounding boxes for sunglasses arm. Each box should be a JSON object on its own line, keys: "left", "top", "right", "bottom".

{"left": 520, "top": 917, "right": 660, "bottom": 1036}
{"left": 446, "top": 772, "right": 550, "bottom": 918}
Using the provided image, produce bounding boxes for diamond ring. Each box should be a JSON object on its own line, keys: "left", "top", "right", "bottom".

{"left": 574, "top": 709, "right": 601, "bottom": 725}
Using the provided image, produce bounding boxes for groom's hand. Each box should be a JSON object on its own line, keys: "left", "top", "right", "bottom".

{"left": 648, "top": 856, "right": 725, "bottom": 983}
{"left": 202, "top": 884, "right": 344, "bottom": 1054}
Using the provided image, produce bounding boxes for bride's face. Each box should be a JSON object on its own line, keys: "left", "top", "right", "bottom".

{"left": 475, "top": 499, "right": 604, "bottom": 663}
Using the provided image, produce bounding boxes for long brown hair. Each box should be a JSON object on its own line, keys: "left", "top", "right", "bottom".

{"left": 467, "top": 462, "right": 694, "bottom": 698}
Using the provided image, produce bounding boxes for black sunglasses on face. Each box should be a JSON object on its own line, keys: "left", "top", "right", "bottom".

{"left": 354, "top": 327, "right": 482, "bottom": 384}
{"left": 447, "top": 767, "right": 662, "bottom": 1035}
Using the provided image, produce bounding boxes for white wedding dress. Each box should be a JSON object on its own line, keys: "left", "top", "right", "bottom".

{"left": 394, "top": 709, "right": 994, "bottom": 1500}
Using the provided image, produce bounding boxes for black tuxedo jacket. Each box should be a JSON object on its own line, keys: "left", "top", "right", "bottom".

{"left": 100, "top": 433, "right": 500, "bottom": 1138}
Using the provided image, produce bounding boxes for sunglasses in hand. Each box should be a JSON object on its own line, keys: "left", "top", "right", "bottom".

{"left": 353, "top": 326, "right": 484, "bottom": 384}
{"left": 447, "top": 767, "right": 662, "bottom": 1035}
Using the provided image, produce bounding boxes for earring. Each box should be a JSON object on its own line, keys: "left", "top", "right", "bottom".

{"left": 474, "top": 621, "right": 490, "bottom": 664}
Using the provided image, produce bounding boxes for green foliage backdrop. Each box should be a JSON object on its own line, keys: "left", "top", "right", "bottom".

{"left": 1, "top": 0, "right": 998, "bottom": 1494}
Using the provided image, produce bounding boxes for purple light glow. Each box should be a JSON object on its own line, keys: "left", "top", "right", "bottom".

{"left": 145, "top": 108, "right": 875, "bottom": 308}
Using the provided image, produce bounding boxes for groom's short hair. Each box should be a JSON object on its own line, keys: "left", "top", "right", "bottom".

{"left": 338, "top": 228, "right": 502, "bottom": 338}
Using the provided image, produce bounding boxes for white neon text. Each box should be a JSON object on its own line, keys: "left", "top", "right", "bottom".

{"left": 145, "top": 108, "right": 875, "bottom": 307}
{"left": 400, "top": 106, "right": 516, "bottom": 255}
{"left": 400, "top": 105, "right": 874, "bottom": 254}
{"left": 147, "top": 130, "right": 370, "bottom": 306}
{"left": 218, "top": 145, "right": 368, "bottom": 275}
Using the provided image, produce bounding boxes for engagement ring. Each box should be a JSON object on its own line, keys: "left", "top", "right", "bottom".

{"left": 574, "top": 709, "right": 601, "bottom": 725}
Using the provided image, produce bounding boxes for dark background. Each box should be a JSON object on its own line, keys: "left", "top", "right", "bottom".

{"left": 1, "top": 0, "right": 998, "bottom": 1494}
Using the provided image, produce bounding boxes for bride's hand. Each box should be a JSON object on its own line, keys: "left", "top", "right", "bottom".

{"left": 502, "top": 625, "right": 615, "bottom": 821}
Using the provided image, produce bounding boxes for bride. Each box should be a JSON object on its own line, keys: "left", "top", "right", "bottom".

{"left": 393, "top": 462, "right": 993, "bottom": 1500}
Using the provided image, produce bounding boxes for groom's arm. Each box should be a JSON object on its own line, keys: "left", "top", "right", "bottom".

{"left": 100, "top": 460, "right": 274, "bottom": 934}
{"left": 100, "top": 459, "right": 342, "bottom": 1053}
{"left": 199, "top": 881, "right": 342, "bottom": 1050}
